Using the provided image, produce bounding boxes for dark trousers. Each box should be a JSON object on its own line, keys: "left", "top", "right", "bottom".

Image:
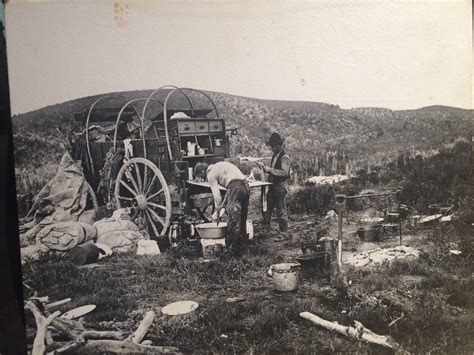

{"left": 262, "top": 184, "right": 288, "bottom": 232}
{"left": 225, "top": 180, "right": 250, "bottom": 253}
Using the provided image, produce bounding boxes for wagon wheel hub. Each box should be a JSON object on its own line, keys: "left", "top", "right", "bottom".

{"left": 135, "top": 194, "right": 148, "bottom": 210}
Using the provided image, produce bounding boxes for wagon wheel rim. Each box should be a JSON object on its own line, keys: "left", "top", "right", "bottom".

{"left": 114, "top": 157, "right": 171, "bottom": 237}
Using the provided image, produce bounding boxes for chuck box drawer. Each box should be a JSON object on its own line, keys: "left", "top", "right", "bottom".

{"left": 178, "top": 121, "right": 195, "bottom": 134}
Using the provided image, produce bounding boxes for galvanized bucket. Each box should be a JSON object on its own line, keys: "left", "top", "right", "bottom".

{"left": 267, "top": 263, "right": 301, "bottom": 292}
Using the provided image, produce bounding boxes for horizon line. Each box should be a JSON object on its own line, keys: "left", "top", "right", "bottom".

{"left": 11, "top": 87, "right": 473, "bottom": 116}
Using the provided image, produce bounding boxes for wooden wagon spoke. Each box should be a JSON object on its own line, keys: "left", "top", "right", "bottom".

{"left": 144, "top": 175, "right": 157, "bottom": 196}
{"left": 120, "top": 180, "right": 138, "bottom": 196}
{"left": 124, "top": 170, "right": 140, "bottom": 195}
{"left": 147, "top": 202, "right": 167, "bottom": 211}
{"left": 146, "top": 207, "right": 165, "bottom": 227}
{"left": 133, "top": 162, "right": 143, "bottom": 193}
{"left": 117, "top": 195, "right": 134, "bottom": 201}
{"left": 145, "top": 209, "right": 161, "bottom": 237}
{"left": 115, "top": 158, "right": 171, "bottom": 236}
{"left": 143, "top": 165, "right": 149, "bottom": 195}
{"left": 130, "top": 206, "right": 140, "bottom": 219}
{"left": 147, "top": 188, "right": 164, "bottom": 201}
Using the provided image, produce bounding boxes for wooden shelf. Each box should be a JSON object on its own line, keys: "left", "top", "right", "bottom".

{"left": 181, "top": 154, "right": 224, "bottom": 159}
{"left": 187, "top": 180, "right": 272, "bottom": 189}
{"left": 178, "top": 132, "right": 212, "bottom": 137}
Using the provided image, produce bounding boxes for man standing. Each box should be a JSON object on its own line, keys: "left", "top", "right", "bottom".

{"left": 194, "top": 161, "right": 250, "bottom": 255}
{"left": 257, "top": 133, "right": 291, "bottom": 236}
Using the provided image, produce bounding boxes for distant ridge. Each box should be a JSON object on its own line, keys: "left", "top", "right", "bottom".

{"left": 11, "top": 89, "right": 472, "bottom": 173}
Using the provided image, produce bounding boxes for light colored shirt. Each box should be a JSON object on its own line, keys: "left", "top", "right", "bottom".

{"left": 207, "top": 161, "right": 245, "bottom": 209}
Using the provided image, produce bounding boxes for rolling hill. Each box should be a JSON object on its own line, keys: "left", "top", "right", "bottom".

{"left": 11, "top": 89, "right": 472, "bottom": 193}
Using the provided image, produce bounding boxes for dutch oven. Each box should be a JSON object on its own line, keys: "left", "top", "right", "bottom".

{"left": 296, "top": 252, "right": 331, "bottom": 272}
{"left": 356, "top": 224, "right": 383, "bottom": 241}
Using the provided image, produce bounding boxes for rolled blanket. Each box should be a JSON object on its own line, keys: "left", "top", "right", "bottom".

{"left": 36, "top": 221, "right": 97, "bottom": 251}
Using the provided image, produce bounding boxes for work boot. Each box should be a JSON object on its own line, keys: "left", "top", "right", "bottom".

{"left": 278, "top": 220, "right": 288, "bottom": 233}
{"left": 274, "top": 230, "right": 290, "bottom": 242}
{"left": 262, "top": 223, "right": 271, "bottom": 235}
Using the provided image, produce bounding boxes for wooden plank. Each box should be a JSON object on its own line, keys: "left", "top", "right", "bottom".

{"left": 186, "top": 180, "right": 271, "bottom": 190}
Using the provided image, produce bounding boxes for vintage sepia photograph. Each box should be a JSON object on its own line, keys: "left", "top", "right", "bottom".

{"left": 4, "top": 0, "right": 473, "bottom": 353}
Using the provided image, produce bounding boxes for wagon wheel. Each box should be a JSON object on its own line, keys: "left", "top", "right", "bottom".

{"left": 114, "top": 157, "right": 171, "bottom": 237}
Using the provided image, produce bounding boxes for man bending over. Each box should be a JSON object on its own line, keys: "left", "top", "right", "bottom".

{"left": 194, "top": 161, "right": 250, "bottom": 255}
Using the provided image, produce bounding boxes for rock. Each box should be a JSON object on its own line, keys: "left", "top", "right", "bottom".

{"left": 226, "top": 297, "right": 246, "bottom": 303}
{"left": 344, "top": 246, "right": 420, "bottom": 268}
{"left": 440, "top": 215, "right": 454, "bottom": 223}
{"left": 325, "top": 210, "right": 337, "bottom": 220}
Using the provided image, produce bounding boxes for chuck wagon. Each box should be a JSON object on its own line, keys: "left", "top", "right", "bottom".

{"left": 70, "top": 86, "right": 247, "bottom": 241}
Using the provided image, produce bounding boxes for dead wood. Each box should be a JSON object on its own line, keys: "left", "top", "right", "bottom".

{"left": 45, "top": 298, "right": 72, "bottom": 309}
{"left": 300, "top": 311, "right": 401, "bottom": 350}
{"left": 47, "top": 339, "right": 85, "bottom": 354}
{"left": 130, "top": 310, "right": 156, "bottom": 344}
{"left": 26, "top": 301, "right": 61, "bottom": 355}
{"left": 49, "top": 317, "right": 85, "bottom": 340}
{"left": 26, "top": 301, "right": 177, "bottom": 354}
{"left": 29, "top": 296, "right": 50, "bottom": 303}
{"left": 78, "top": 340, "right": 181, "bottom": 354}
{"left": 388, "top": 312, "right": 405, "bottom": 327}
{"left": 83, "top": 330, "right": 124, "bottom": 340}
{"left": 226, "top": 297, "right": 246, "bottom": 303}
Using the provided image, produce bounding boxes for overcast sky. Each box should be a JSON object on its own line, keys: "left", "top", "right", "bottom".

{"left": 5, "top": 0, "right": 472, "bottom": 115}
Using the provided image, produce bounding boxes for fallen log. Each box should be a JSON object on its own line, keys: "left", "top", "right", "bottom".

{"left": 45, "top": 298, "right": 72, "bottom": 309}
{"left": 29, "top": 296, "right": 50, "bottom": 303}
{"left": 300, "top": 312, "right": 400, "bottom": 350}
{"left": 25, "top": 301, "right": 61, "bottom": 355}
{"left": 131, "top": 310, "right": 156, "bottom": 344}
{"left": 47, "top": 339, "right": 85, "bottom": 354}
{"left": 83, "top": 330, "right": 124, "bottom": 340}
{"left": 78, "top": 340, "right": 181, "bottom": 354}
{"left": 28, "top": 301, "right": 178, "bottom": 354}
{"left": 49, "top": 317, "right": 85, "bottom": 340}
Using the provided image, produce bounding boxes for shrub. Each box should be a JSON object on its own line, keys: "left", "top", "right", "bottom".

{"left": 287, "top": 181, "right": 362, "bottom": 215}
{"left": 378, "top": 140, "right": 471, "bottom": 212}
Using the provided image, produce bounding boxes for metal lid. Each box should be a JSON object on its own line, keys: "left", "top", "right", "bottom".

{"left": 161, "top": 301, "right": 199, "bottom": 316}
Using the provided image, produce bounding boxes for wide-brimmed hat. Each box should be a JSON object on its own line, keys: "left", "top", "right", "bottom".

{"left": 266, "top": 132, "right": 285, "bottom": 146}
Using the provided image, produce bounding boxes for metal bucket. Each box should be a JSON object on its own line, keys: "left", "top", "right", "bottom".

{"left": 267, "top": 263, "right": 301, "bottom": 292}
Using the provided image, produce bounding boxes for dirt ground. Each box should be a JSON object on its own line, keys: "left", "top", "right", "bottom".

{"left": 22, "top": 205, "right": 474, "bottom": 354}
